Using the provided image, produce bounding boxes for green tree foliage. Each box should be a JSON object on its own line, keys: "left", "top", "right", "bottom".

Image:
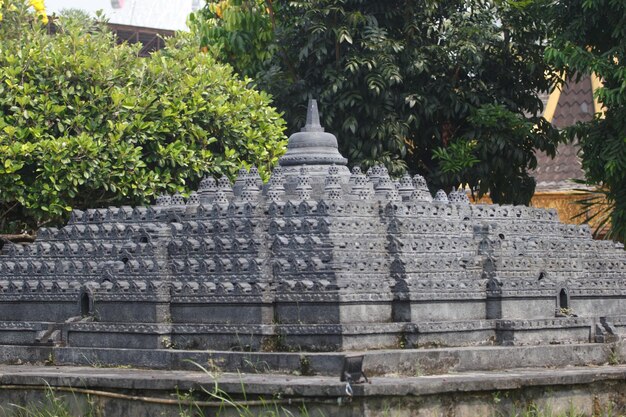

{"left": 190, "top": 0, "right": 560, "bottom": 204}
{"left": 546, "top": 0, "right": 626, "bottom": 242}
{"left": 0, "top": 2, "right": 287, "bottom": 234}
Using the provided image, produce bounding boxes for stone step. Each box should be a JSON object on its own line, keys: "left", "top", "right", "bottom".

{"left": 1, "top": 363, "right": 626, "bottom": 416}
{"left": 0, "top": 341, "right": 623, "bottom": 377}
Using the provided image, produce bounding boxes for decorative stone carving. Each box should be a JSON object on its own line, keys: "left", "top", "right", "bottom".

{"left": 296, "top": 168, "right": 312, "bottom": 201}
{"left": 171, "top": 193, "right": 186, "bottom": 206}
{"left": 433, "top": 189, "right": 449, "bottom": 203}
{"left": 448, "top": 189, "right": 469, "bottom": 205}
{"left": 267, "top": 168, "right": 286, "bottom": 202}
{"left": 324, "top": 165, "right": 342, "bottom": 200}
{"left": 410, "top": 175, "right": 433, "bottom": 202}
{"left": 371, "top": 166, "right": 399, "bottom": 201}
{"left": 397, "top": 174, "right": 416, "bottom": 201}
{"left": 198, "top": 176, "right": 217, "bottom": 204}
{"left": 0, "top": 100, "right": 625, "bottom": 354}
{"left": 279, "top": 100, "right": 348, "bottom": 167}
{"left": 155, "top": 194, "right": 172, "bottom": 206}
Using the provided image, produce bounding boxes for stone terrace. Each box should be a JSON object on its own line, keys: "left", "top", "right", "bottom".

{"left": 0, "top": 100, "right": 625, "bottom": 358}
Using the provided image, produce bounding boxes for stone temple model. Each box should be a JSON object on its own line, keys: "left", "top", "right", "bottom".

{"left": 1, "top": 100, "right": 625, "bottom": 353}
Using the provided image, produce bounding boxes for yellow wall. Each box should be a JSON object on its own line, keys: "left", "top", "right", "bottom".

{"left": 531, "top": 192, "right": 585, "bottom": 224}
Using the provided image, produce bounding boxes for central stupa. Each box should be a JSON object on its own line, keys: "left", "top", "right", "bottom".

{"left": 278, "top": 100, "right": 351, "bottom": 192}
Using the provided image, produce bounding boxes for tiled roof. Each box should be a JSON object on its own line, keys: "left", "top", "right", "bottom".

{"left": 551, "top": 76, "right": 595, "bottom": 129}
{"left": 534, "top": 140, "right": 585, "bottom": 191}
{"left": 533, "top": 76, "right": 595, "bottom": 192}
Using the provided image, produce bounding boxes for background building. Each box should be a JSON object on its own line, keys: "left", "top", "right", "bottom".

{"left": 46, "top": 0, "right": 199, "bottom": 55}
{"left": 531, "top": 75, "right": 604, "bottom": 225}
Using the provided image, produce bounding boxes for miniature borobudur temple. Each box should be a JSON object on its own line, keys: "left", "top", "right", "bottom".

{"left": 1, "top": 100, "right": 625, "bottom": 353}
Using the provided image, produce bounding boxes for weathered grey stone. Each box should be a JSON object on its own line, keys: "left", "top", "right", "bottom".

{"left": 279, "top": 99, "right": 348, "bottom": 168}
{"left": 0, "top": 101, "right": 625, "bottom": 358}
{"left": 2, "top": 363, "right": 626, "bottom": 417}
{"left": 433, "top": 189, "right": 449, "bottom": 203}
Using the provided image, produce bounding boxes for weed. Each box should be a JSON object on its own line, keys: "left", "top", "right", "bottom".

{"left": 261, "top": 334, "right": 288, "bottom": 352}
{"left": 161, "top": 336, "right": 176, "bottom": 349}
{"left": 43, "top": 352, "right": 54, "bottom": 366}
{"left": 79, "top": 353, "right": 105, "bottom": 369}
{"left": 493, "top": 391, "right": 502, "bottom": 405}
{"left": 299, "top": 355, "right": 312, "bottom": 376}
{"left": 396, "top": 333, "right": 407, "bottom": 349}
{"left": 412, "top": 361, "right": 423, "bottom": 377}
{"left": 609, "top": 345, "right": 621, "bottom": 366}
{"left": 5, "top": 384, "right": 102, "bottom": 417}
{"left": 242, "top": 357, "right": 271, "bottom": 374}
{"left": 6, "top": 380, "right": 323, "bottom": 417}
{"left": 182, "top": 361, "right": 325, "bottom": 417}
{"left": 498, "top": 400, "right": 589, "bottom": 417}
{"left": 205, "top": 358, "right": 225, "bottom": 376}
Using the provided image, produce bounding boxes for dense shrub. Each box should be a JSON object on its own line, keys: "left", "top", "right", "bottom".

{"left": 0, "top": 2, "right": 287, "bottom": 234}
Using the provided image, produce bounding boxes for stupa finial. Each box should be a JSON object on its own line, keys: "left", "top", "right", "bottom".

{"left": 302, "top": 99, "right": 324, "bottom": 133}
{"left": 278, "top": 97, "right": 348, "bottom": 167}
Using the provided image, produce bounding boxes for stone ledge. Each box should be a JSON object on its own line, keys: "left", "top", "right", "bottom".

{"left": 1, "top": 364, "right": 626, "bottom": 398}
{"left": 0, "top": 341, "right": 623, "bottom": 377}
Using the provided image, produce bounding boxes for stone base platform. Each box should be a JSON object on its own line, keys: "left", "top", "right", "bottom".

{"left": 1, "top": 341, "right": 624, "bottom": 377}
{"left": 4, "top": 315, "right": 623, "bottom": 352}
{"left": 1, "top": 363, "right": 626, "bottom": 416}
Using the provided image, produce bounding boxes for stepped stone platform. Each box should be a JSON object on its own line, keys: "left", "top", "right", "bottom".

{"left": 1, "top": 100, "right": 625, "bottom": 374}
{"left": 1, "top": 362, "right": 626, "bottom": 416}
{"left": 0, "top": 342, "right": 624, "bottom": 376}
